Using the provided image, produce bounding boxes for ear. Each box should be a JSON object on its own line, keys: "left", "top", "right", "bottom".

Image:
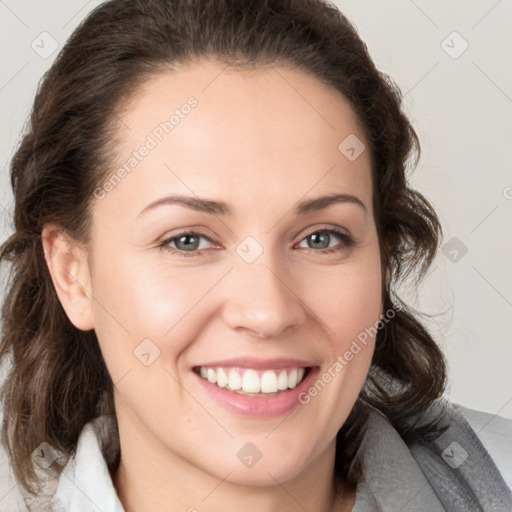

{"left": 41, "top": 223, "right": 95, "bottom": 331}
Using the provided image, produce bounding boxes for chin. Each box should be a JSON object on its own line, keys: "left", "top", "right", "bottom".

{"left": 203, "top": 446, "right": 314, "bottom": 487}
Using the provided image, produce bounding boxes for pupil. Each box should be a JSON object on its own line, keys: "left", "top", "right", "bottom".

{"left": 310, "top": 232, "right": 328, "bottom": 249}
{"left": 178, "top": 235, "right": 198, "bottom": 251}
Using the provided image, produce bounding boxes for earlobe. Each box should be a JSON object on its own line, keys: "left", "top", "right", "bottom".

{"left": 41, "top": 224, "right": 95, "bottom": 331}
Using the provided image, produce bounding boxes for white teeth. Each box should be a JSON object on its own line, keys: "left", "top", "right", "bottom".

{"left": 242, "top": 369, "right": 260, "bottom": 393}
{"left": 228, "top": 369, "right": 242, "bottom": 390}
{"left": 197, "top": 366, "right": 308, "bottom": 394}
{"left": 288, "top": 368, "right": 298, "bottom": 388}
{"left": 277, "top": 370, "right": 288, "bottom": 390}
{"left": 207, "top": 368, "right": 217, "bottom": 384}
{"left": 260, "top": 370, "right": 278, "bottom": 393}
{"left": 216, "top": 367, "right": 228, "bottom": 388}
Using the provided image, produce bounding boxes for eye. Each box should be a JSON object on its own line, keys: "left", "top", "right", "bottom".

{"left": 158, "top": 227, "right": 356, "bottom": 257}
{"left": 296, "top": 228, "right": 356, "bottom": 254}
{"left": 158, "top": 231, "right": 215, "bottom": 256}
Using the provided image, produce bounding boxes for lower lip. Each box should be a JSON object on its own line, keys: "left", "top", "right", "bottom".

{"left": 193, "top": 367, "right": 319, "bottom": 418}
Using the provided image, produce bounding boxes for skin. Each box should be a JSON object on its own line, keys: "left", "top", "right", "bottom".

{"left": 42, "top": 60, "right": 383, "bottom": 512}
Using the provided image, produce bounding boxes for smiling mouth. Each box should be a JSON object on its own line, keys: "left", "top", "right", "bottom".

{"left": 192, "top": 366, "right": 312, "bottom": 397}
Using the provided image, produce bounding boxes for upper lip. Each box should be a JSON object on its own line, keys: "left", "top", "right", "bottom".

{"left": 194, "top": 357, "right": 318, "bottom": 370}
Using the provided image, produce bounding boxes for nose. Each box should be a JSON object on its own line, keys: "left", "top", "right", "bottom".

{"left": 222, "top": 258, "right": 307, "bottom": 339}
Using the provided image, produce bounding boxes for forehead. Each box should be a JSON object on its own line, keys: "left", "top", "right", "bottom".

{"left": 101, "top": 60, "right": 373, "bottom": 220}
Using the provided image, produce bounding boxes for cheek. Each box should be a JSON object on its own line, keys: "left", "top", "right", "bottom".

{"left": 305, "top": 251, "right": 383, "bottom": 349}
{"left": 88, "top": 247, "right": 232, "bottom": 381}
{"left": 300, "top": 246, "right": 382, "bottom": 406}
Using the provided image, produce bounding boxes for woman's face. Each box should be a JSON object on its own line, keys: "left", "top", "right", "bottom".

{"left": 85, "top": 60, "right": 383, "bottom": 485}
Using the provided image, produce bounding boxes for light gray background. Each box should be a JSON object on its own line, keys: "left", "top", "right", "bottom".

{"left": 1, "top": 1, "right": 511, "bottom": 418}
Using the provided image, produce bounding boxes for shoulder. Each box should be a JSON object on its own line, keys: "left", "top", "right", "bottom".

{"left": 356, "top": 400, "right": 512, "bottom": 510}
{"left": 453, "top": 401, "right": 512, "bottom": 489}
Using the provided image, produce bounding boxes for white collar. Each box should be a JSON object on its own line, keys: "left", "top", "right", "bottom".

{"left": 51, "top": 416, "right": 125, "bottom": 512}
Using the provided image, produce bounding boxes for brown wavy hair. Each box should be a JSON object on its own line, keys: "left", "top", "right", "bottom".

{"left": 0, "top": 0, "right": 446, "bottom": 501}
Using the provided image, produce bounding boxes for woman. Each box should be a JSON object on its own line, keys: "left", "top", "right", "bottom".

{"left": 0, "top": 0, "right": 510, "bottom": 511}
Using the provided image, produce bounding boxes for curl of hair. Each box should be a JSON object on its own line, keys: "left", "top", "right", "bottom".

{"left": 0, "top": 0, "right": 446, "bottom": 499}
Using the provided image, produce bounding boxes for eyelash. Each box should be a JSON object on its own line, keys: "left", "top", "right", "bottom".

{"left": 157, "top": 227, "right": 356, "bottom": 258}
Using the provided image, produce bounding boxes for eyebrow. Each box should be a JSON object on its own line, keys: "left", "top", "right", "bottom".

{"left": 138, "top": 192, "right": 367, "bottom": 218}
